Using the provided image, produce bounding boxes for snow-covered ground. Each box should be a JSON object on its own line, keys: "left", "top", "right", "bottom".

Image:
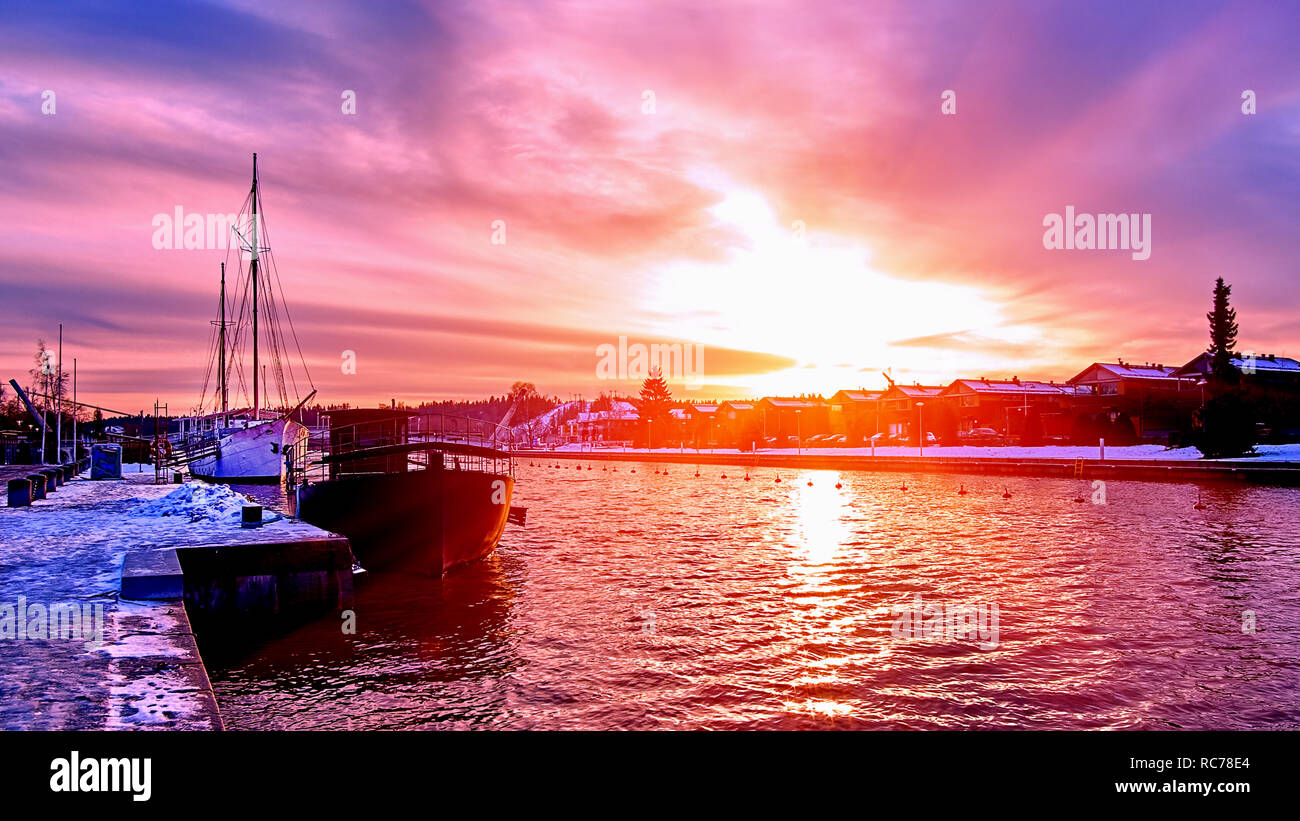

{"left": 550, "top": 442, "right": 1300, "bottom": 462}
{"left": 507, "top": 400, "right": 581, "bottom": 442}
{"left": 0, "top": 473, "right": 332, "bottom": 729}
{"left": 133, "top": 482, "right": 276, "bottom": 523}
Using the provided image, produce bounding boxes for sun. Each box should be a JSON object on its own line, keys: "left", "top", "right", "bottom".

{"left": 647, "top": 188, "right": 1011, "bottom": 395}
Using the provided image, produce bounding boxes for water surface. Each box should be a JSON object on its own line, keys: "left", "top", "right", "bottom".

{"left": 209, "top": 462, "right": 1300, "bottom": 729}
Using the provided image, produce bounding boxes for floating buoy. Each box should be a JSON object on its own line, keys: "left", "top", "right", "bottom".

{"left": 1073, "top": 494, "right": 1085, "bottom": 503}
{"left": 744, "top": 473, "right": 751, "bottom": 481}
{"left": 1193, "top": 490, "right": 1206, "bottom": 510}
{"left": 834, "top": 482, "right": 842, "bottom": 489}
{"left": 806, "top": 480, "right": 813, "bottom": 486}
{"left": 958, "top": 484, "right": 968, "bottom": 496}
{"left": 774, "top": 476, "right": 781, "bottom": 483}
{"left": 899, "top": 484, "right": 907, "bottom": 491}
{"left": 694, "top": 470, "right": 700, "bottom": 478}
{"left": 631, "top": 468, "right": 636, "bottom": 474}
{"left": 1002, "top": 487, "right": 1012, "bottom": 499}
{"left": 721, "top": 472, "right": 728, "bottom": 479}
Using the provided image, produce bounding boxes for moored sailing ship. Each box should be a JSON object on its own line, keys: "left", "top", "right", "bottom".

{"left": 179, "top": 154, "right": 313, "bottom": 483}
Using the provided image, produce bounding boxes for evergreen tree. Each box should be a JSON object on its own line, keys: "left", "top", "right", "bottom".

{"left": 638, "top": 368, "right": 673, "bottom": 447}
{"left": 1206, "top": 277, "right": 1239, "bottom": 384}
{"left": 1196, "top": 278, "right": 1254, "bottom": 457}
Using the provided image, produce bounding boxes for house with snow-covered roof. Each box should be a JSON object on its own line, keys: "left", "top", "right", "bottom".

{"left": 1067, "top": 361, "right": 1201, "bottom": 444}
{"left": 1068, "top": 361, "right": 1196, "bottom": 396}
{"left": 715, "top": 401, "right": 759, "bottom": 448}
{"left": 877, "top": 384, "right": 944, "bottom": 441}
{"left": 755, "top": 397, "right": 830, "bottom": 442}
{"left": 939, "top": 378, "right": 1079, "bottom": 440}
{"left": 1169, "top": 352, "right": 1300, "bottom": 384}
{"left": 1170, "top": 352, "right": 1300, "bottom": 440}
{"left": 828, "top": 389, "right": 885, "bottom": 443}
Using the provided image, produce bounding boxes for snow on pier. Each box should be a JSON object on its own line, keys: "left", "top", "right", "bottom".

{"left": 0, "top": 471, "right": 348, "bottom": 730}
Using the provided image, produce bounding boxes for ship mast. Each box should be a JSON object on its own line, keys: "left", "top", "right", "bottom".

{"left": 250, "top": 153, "right": 260, "bottom": 422}
{"left": 218, "top": 262, "right": 228, "bottom": 427}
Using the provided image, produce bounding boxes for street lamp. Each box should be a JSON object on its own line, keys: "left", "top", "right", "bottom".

{"left": 916, "top": 401, "right": 926, "bottom": 457}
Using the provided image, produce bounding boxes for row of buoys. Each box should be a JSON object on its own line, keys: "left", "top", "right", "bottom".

{"left": 527, "top": 461, "right": 1214, "bottom": 512}
{"left": 529, "top": 463, "right": 838, "bottom": 492}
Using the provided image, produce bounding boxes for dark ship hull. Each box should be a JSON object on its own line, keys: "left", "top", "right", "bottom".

{"left": 296, "top": 465, "right": 513, "bottom": 576}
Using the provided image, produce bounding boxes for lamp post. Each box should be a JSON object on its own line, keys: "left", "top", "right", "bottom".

{"left": 916, "top": 401, "right": 926, "bottom": 457}
{"left": 796, "top": 409, "right": 803, "bottom": 455}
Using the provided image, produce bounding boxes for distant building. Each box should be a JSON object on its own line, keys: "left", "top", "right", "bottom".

{"left": 940, "top": 378, "right": 1079, "bottom": 441}
{"left": 717, "top": 401, "right": 758, "bottom": 448}
{"left": 1068, "top": 361, "right": 1200, "bottom": 444}
{"left": 1068, "top": 362, "right": 1194, "bottom": 395}
{"left": 567, "top": 401, "right": 640, "bottom": 444}
{"left": 1170, "top": 352, "right": 1300, "bottom": 440}
{"left": 878, "top": 384, "right": 943, "bottom": 441}
{"left": 1169, "top": 352, "right": 1300, "bottom": 384}
{"left": 682, "top": 403, "right": 720, "bottom": 446}
{"left": 828, "top": 389, "right": 884, "bottom": 444}
{"left": 756, "top": 397, "right": 830, "bottom": 443}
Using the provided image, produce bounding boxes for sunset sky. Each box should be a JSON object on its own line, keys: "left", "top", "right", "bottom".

{"left": 2, "top": 0, "right": 1299, "bottom": 413}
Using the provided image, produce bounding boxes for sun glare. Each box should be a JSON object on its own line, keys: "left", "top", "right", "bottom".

{"left": 650, "top": 188, "right": 1010, "bottom": 394}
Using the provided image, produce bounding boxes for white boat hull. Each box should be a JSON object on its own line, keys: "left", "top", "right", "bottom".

{"left": 189, "top": 418, "right": 307, "bottom": 483}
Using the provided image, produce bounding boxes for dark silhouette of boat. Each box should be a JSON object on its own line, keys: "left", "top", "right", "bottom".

{"left": 291, "top": 409, "right": 516, "bottom": 576}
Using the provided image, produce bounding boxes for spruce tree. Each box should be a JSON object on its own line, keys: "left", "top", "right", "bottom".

{"left": 1206, "top": 277, "right": 1239, "bottom": 384}
{"left": 1196, "top": 278, "right": 1254, "bottom": 457}
{"left": 638, "top": 368, "right": 673, "bottom": 448}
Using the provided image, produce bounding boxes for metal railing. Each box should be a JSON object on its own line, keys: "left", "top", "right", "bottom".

{"left": 287, "top": 412, "right": 515, "bottom": 487}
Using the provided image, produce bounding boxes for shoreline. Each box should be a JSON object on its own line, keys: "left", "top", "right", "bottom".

{"left": 516, "top": 448, "right": 1300, "bottom": 485}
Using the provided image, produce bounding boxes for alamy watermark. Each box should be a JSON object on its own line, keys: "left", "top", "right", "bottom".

{"left": 50, "top": 751, "right": 151, "bottom": 802}
{"left": 151, "top": 207, "right": 266, "bottom": 254}
{"left": 1, "top": 597, "right": 105, "bottom": 649}
{"left": 1042, "top": 206, "right": 1151, "bottom": 261}
{"left": 596, "top": 336, "right": 704, "bottom": 390}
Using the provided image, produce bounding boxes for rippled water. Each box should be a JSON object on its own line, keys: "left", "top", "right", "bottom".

{"left": 208, "top": 462, "right": 1300, "bottom": 729}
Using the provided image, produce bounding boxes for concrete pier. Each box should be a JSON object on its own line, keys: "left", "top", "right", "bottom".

{"left": 0, "top": 471, "right": 353, "bottom": 730}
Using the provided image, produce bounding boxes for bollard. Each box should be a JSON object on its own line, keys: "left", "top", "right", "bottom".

{"left": 173, "top": 472, "right": 184, "bottom": 484}
{"left": 7, "top": 478, "right": 32, "bottom": 508}
{"left": 62, "top": 463, "right": 75, "bottom": 482}
{"left": 241, "top": 505, "right": 264, "bottom": 528}
{"left": 27, "top": 474, "right": 46, "bottom": 501}
{"left": 41, "top": 468, "right": 59, "bottom": 492}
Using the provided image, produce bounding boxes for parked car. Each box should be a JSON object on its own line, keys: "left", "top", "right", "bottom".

{"left": 960, "top": 427, "right": 1007, "bottom": 446}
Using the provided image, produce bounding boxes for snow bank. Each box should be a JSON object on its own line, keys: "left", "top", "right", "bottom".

{"left": 132, "top": 482, "right": 269, "bottom": 523}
